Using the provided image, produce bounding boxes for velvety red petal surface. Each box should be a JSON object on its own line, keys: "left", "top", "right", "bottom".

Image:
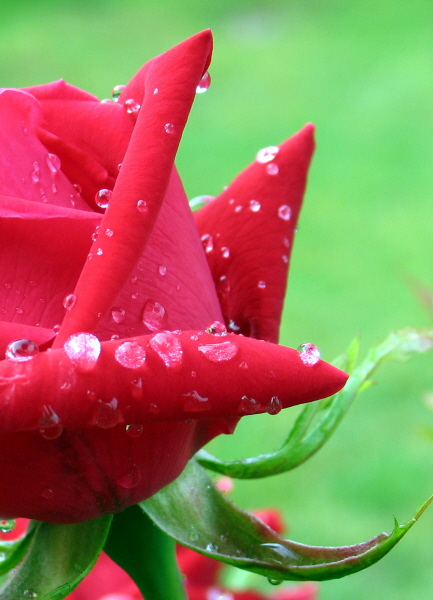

{"left": 194, "top": 125, "right": 315, "bottom": 342}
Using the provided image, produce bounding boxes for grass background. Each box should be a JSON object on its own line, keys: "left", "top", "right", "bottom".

{"left": 1, "top": 1, "right": 433, "bottom": 598}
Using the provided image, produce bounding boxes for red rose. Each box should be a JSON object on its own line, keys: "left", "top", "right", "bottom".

{"left": 0, "top": 31, "right": 347, "bottom": 524}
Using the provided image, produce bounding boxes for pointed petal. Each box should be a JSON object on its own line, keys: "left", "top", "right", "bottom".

{"left": 194, "top": 125, "right": 315, "bottom": 342}
{"left": 54, "top": 31, "right": 214, "bottom": 347}
{"left": 0, "top": 331, "right": 347, "bottom": 432}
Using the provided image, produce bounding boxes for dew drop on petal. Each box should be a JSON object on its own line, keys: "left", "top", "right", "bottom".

{"left": 257, "top": 280, "right": 266, "bottom": 289}
{"left": 149, "top": 331, "right": 183, "bottom": 368}
{"left": 94, "top": 398, "right": 122, "bottom": 429}
{"left": 51, "top": 183, "right": 57, "bottom": 194}
{"left": 31, "top": 162, "right": 40, "bottom": 183}
{"left": 234, "top": 205, "right": 243, "bottom": 213}
{"left": 115, "top": 341, "right": 147, "bottom": 369}
{"left": 240, "top": 395, "right": 260, "bottom": 414}
{"left": 206, "top": 321, "right": 227, "bottom": 336}
{"left": 45, "top": 153, "right": 61, "bottom": 173}
{"left": 221, "top": 246, "right": 230, "bottom": 258}
{"left": 256, "top": 145, "right": 279, "bottom": 164}
{"left": 158, "top": 265, "right": 167, "bottom": 276}
{"left": 201, "top": 233, "right": 213, "bottom": 253}
{"left": 126, "top": 423, "right": 143, "bottom": 438}
{"left": 124, "top": 98, "right": 141, "bottom": 114}
{"left": 282, "top": 236, "right": 290, "bottom": 248}
{"left": 297, "top": 343, "right": 321, "bottom": 366}
{"left": 249, "top": 199, "right": 261, "bottom": 212}
{"left": 39, "top": 405, "right": 63, "bottom": 440}
{"left": 0, "top": 519, "right": 15, "bottom": 533}
{"left": 96, "top": 248, "right": 103, "bottom": 256}
{"left": 117, "top": 464, "right": 141, "bottom": 489}
{"left": 189, "top": 195, "right": 215, "bottom": 210}
{"left": 278, "top": 205, "right": 292, "bottom": 221}
{"left": 182, "top": 390, "right": 210, "bottom": 412}
{"left": 282, "top": 255, "right": 289, "bottom": 263}
{"left": 142, "top": 300, "right": 167, "bottom": 332}
{"left": 136, "top": 199, "right": 148, "bottom": 213}
{"left": 196, "top": 71, "right": 211, "bottom": 93}
{"left": 5, "top": 339, "right": 39, "bottom": 362}
{"left": 164, "top": 122, "right": 175, "bottom": 134}
{"left": 129, "top": 378, "right": 144, "bottom": 400}
{"left": 190, "top": 334, "right": 199, "bottom": 341}
{"left": 41, "top": 489, "right": 54, "bottom": 500}
{"left": 198, "top": 341, "right": 238, "bottom": 362}
{"left": 95, "top": 189, "right": 112, "bottom": 209}
{"left": 153, "top": 87, "right": 159, "bottom": 95}
{"left": 266, "top": 162, "right": 279, "bottom": 176}
{"left": 111, "top": 307, "right": 126, "bottom": 324}
{"left": 64, "top": 333, "right": 101, "bottom": 372}
{"left": 105, "top": 228, "right": 114, "bottom": 237}
{"left": 130, "top": 275, "right": 138, "bottom": 284}
{"left": 267, "top": 396, "right": 282, "bottom": 415}
{"left": 111, "top": 84, "right": 125, "bottom": 100}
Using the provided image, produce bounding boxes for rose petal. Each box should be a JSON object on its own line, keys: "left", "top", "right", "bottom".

{"left": 195, "top": 124, "right": 315, "bottom": 342}
{"left": 53, "top": 30, "right": 214, "bottom": 347}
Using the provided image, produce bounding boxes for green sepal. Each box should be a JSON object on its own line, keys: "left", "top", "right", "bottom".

{"left": 197, "top": 328, "right": 433, "bottom": 479}
{"left": 142, "top": 459, "right": 433, "bottom": 582}
{"left": 0, "top": 516, "right": 112, "bottom": 599}
{"left": 105, "top": 505, "right": 187, "bottom": 600}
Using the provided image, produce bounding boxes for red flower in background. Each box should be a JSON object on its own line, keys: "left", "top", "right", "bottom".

{"left": 0, "top": 31, "right": 347, "bottom": 524}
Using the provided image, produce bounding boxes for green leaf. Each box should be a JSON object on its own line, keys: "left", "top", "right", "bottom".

{"left": 105, "top": 505, "right": 187, "bottom": 600}
{"left": 0, "top": 516, "right": 112, "bottom": 600}
{"left": 142, "top": 459, "right": 433, "bottom": 582}
{"left": 197, "top": 328, "right": 433, "bottom": 479}
{"left": 0, "top": 523, "right": 36, "bottom": 576}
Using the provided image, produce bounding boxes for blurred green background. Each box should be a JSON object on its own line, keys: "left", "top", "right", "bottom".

{"left": 2, "top": 0, "right": 433, "bottom": 598}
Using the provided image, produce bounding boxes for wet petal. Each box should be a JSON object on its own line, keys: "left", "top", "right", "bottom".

{"left": 195, "top": 124, "right": 315, "bottom": 342}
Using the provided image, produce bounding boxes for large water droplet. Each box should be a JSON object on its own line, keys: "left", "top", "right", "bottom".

{"left": 64, "top": 333, "right": 101, "bottom": 372}
{"left": 115, "top": 341, "right": 147, "bottom": 369}
{"left": 201, "top": 233, "right": 214, "bottom": 253}
{"left": 0, "top": 519, "right": 15, "bottom": 533}
{"left": 5, "top": 339, "right": 39, "bottom": 362}
{"left": 256, "top": 145, "right": 279, "bottom": 164}
{"left": 117, "top": 464, "right": 141, "bottom": 489}
{"left": 63, "top": 293, "right": 77, "bottom": 311}
{"left": 111, "top": 84, "right": 125, "bottom": 100}
{"left": 206, "top": 321, "right": 227, "bottom": 336}
{"left": 249, "top": 199, "right": 261, "bottom": 212}
{"left": 182, "top": 390, "right": 210, "bottom": 412}
{"left": 278, "top": 205, "right": 292, "bottom": 221}
{"left": 142, "top": 300, "right": 167, "bottom": 332}
{"left": 95, "top": 189, "right": 112, "bottom": 209}
{"left": 111, "top": 306, "right": 126, "bottom": 324}
{"left": 267, "top": 396, "right": 282, "bottom": 415}
{"left": 126, "top": 423, "right": 143, "bottom": 437}
{"left": 94, "top": 398, "right": 122, "bottom": 428}
{"left": 196, "top": 71, "right": 211, "bottom": 93}
{"left": 164, "top": 122, "right": 175, "bottom": 134}
{"left": 45, "top": 153, "right": 61, "bottom": 173}
{"left": 297, "top": 343, "right": 321, "bottom": 366}
{"left": 124, "top": 98, "right": 141, "bottom": 114}
{"left": 149, "top": 332, "right": 183, "bottom": 368}
{"left": 198, "top": 341, "right": 238, "bottom": 362}
{"left": 240, "top": 395, "right": 260, "bottom": 414}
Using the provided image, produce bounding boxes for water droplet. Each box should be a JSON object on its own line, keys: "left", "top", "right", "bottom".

{"left": 190, "top": 334, "right": 199, "bottom": 341}
{"left": 278, "top": 205, "right": 291, "bottom": 221}
{"left": 198, "top": 341, "right": 238, "bottom": 362}
{"left": 282, "top": 255, "right": 289, "bottom": 263}
{"left": 267, "top": 396, "right": 282, "bottom": 415}
{"left": 0, "top": 519, "right": 15, "bottom": 533}
{"left": 189, "top": 195, "right": 215, "bottom": 210}
{"left": 51, "top": 182, "right": 57, "bottom": 193}
{"left": 182, "top": 390, "right": 210, "bottom": 412}
{"left": 257, "top": 280, "right": 266, "bottom": 289}
{"left": 164, "top": 122, "right": 175, "bottom": 134}
{"left": 249, "top": 199, "right": 261, "bottom": 212}
{"left": 130, "top": 275, "right": 138, "bottom": 284}
{"left": 111, "top": 84, "right": 125, "bottom": 100}
{"left": 126, "top": 423, "right": 143, "bottom": 438}
{"left": 228, "top": 320, "right": 240, "bottom": 332}
{"left": 105, "top": 228, "right": 114, "bottom": 237}
{"left": 124, "top": 98, "right": 141, "bottom": 114}
{"left": 39, "top": 405, "right": 63, "bottom": 440}
{"left": 221, "top": 246, "right": 230, "bottom": 258}
{"left": 201, "top": 233, "right": 213, "bottom": 253}
{"left": 217, "top": 275, "right": 230, "bottom": 295}
{"left": 136, "top": 199, "right": 148, "bottom": 213}
{"left": 189, "top": 529, "right": 199, "bottom": 542}
{"left": 158, "top": 265, "right": 167, "bottom": 276}
{"left": 64, "top": 333, "right": 101, "bottom": 372}
{"left": 205, "top": 543, "right": 219, "bottom": 553}
{"left": 96, "top": 248, "right": 103, "bottom": 256}
{"left": 15, "top": 307, "right": 23, "bottom": 314}
{"left": 22, "top": 123, "right": 29, "bottom": 136}
{"left": 267, "top": 578, "right": 283, "bottom": 586}
{"left": 234, "top": 205, "right": 243, "bottom": 213}
{"left": 282, "top": 236, "right": 290, "bottom": 248}
{"left": 206, "top": 321, "right": 227, "bottom": 336}
{"left": 240, "top": 395, "right": 260, "bottom": 414}
{"left": 111, "top": 307, "right": 126, "bottom": 324}
{"left": 256, "top": 145, "right": 279, "bottom": 164}
{"left": 153, "top": 87, "right": 159, "bottom": 95}
{"left": 149, "top": 403, "right": 159, "bottom": 414}
{"left": 94, "top": 398, "right": 122, "bottom": 428}
{"left": 63, "top": 293, "right": 77, "bottom": 312}
{"left": 297, "top": 343, "right": 321, "bottom": 366}
{"left": 142, "top": 300, "right": 167, "bottom": 332}
{"left": 95, "top": 188, "right": 112, "bottom": 209}
{"left": 23, "top": 589, "right": 38, "bottom": 598}
{"left": 41, "top": 488, "right": 54, "bottom": 499}
{"left": 117, "top": 464, "right": 141, "bottom": 489}
{"left": 196, "top": 70, "right": 211, "bottom": 93}
{"left": 31, "top": 163, "right": 40, "bottom": 183}
{"left": 115, "top": 341, "right": 147, "bottom": 369}
{"left": 149, "top": 332, "right": 183, "bottom": 368}
{"left": 5, "top": 339, "right": 39, "bottom": 362}
{"left": 131, "top": 292, "right": 139, "bottom": 300}
{"left": 45, "top": 153, "right": 61, "bottom": 173}
{"left": 266, "top": 162, "right": 279, "bottom": 175}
